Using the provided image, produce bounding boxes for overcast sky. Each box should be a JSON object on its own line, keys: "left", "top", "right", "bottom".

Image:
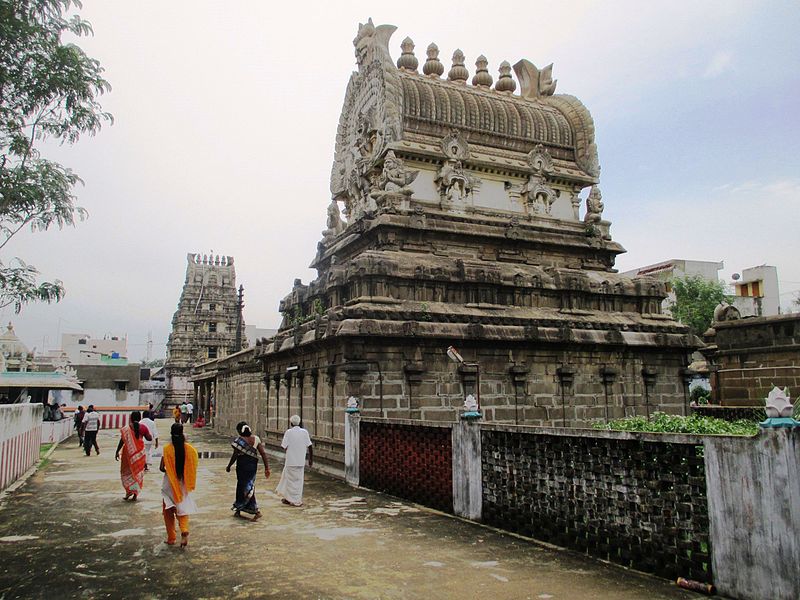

{"left": 5, "top": 0, "right": 799, "bottom": 360}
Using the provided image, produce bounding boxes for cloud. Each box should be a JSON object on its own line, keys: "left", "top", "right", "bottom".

{"left": 703, "top": 50, "right": 733, "bottom": 78}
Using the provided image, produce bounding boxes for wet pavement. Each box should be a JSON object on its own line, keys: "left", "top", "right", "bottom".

{"left": 0, "top": 420, "right": 704, "bottom": 599}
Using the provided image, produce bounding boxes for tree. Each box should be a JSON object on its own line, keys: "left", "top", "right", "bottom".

{"left": 668, "top": 275, "right": 730, "bottom": 335}
{"left": 0, "top": 0, "right": 112, "bottom": 312}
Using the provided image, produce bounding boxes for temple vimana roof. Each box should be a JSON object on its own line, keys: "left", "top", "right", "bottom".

{"left": 254, "top": 19, "right": 694, "bottom": 358}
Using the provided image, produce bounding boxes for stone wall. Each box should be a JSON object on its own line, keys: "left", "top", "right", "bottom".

{"left": 705, "top": 313, "right": 800, "bottom": 406}
{"left": 705, "top": 427, "right": 800, "bottom": 600}
{"left": 481, "top": 426, "right": 710, "bottom": 582}
{"left": 349, "top": 417, "right": 800, "bottom": 599}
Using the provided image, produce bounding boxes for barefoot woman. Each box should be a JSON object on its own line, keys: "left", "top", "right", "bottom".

{"left": 226, "top": 422, "right": 270, "bottom": 520}
{"left": 115, "top": 411, "right": 152, "bottom": 501}
{"left": 160, "top": 423, "right": 198, "bottom": 547}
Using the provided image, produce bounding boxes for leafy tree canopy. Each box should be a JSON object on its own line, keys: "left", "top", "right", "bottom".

{"left": 0, "top": 0, "right": 112, "bottom": 312}
{"left": 668, "top": 275, "right": 730, "bottom": 335}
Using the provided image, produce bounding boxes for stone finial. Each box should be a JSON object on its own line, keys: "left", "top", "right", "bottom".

{"left": 447, "top": 49, "right": 469, "bottom": 83}
{"left": 765, "top": 386, "right": 793, "bottom": 419}
{"left": 495, "top": 61, "right": 516, "bottom": 92}
{"left": 472, "top": 55, "right": 493, "bottom": 87}
{"left": 422, "top": 43, "right": 444, "bottom": 77}
{"left": 397, "top": 37, "right": 419, "bottom": 71}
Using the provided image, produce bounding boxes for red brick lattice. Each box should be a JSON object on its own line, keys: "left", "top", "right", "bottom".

{"left": 360, "top": 422, "right": 453, "bottom": 513}
{"left": 481, "top": 430, "right": 711, "bottom": 583}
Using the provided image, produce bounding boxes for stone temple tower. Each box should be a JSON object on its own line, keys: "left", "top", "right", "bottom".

{"left": 249, "top": 20, "right": 699, "bottom": 446}
{"left": 165, "top": 253, "right": 242, "bottom": 408}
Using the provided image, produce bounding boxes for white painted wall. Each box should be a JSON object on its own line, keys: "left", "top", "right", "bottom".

{"left": 0, "top": 403, "right": 43, "bottom": 492}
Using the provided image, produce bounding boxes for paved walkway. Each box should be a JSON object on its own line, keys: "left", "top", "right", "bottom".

{"left": 0, "top": 420, "right": 702, "bottom": 599}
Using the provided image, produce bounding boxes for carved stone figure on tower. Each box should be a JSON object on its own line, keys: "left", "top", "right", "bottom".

{"left": 435, "top": 159, "right": 473, "bottom": 202}
{"left": 370, "top": 150, "right": 419, "bottom": 208}
{"left": 322, "top": 199, "right": 346, "bottom": 243}
{"left": 521, "top": 174, "right": 556, "bottom": 216}
{"left": 584, "top": 186, "right": 604, "bottom": 223}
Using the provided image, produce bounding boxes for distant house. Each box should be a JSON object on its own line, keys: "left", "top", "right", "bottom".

{"left": 730, "top": 265, "right": 780, "bottom": 317}
{"left": 623, "top": 260, "right": 781, "bottom": 318}
{"left": 53, "top": 332, "right": 142, "bottom": 408}
{"left": 621, "top": 259, "right": 724, "bottom": 314}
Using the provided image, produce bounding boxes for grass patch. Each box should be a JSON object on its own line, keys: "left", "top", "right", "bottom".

{"left": 39, "top": 444, "right": 53, "bottom": 459}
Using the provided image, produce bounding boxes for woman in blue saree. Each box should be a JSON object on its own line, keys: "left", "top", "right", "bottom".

{"left": 226, "top": 421, "right": 270, "bottom": 520}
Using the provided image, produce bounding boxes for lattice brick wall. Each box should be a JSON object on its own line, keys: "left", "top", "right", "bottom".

{"left": 482, "top": 430, "right": 711, "bottom": 582}
{"left": 360, "top": 421, "right": 453, "bottom": 513}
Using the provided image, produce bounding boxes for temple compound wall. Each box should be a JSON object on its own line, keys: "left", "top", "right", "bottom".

{"left": 204, "top": 20, "right": 698, "bottom": 467}
{"left": 703, "top": 311, "right": 800, "bottom": 406}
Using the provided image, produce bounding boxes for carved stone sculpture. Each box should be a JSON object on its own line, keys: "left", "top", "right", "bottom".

{"left": 372, "top": 151, "right": 418, "bottom": 198}
{"left": 521, "top": 174, "right": 556, "bottom": 215}
{"left": 513, "top": 59, "right": 558, "bottom": 98}
{"left": 440, "top": 129, "right": 470, "bottom": 161}
{"left": 322, "top": 199, "right": 347, "bottom": 243}
{"left": 584, "top": 186, "right": 604, "bottom": 223}
{"left": 527, "top": 144, "right": 554, "bottom": 175}
{"left": 435, "top": 159, "right": 473, "bottom": 202}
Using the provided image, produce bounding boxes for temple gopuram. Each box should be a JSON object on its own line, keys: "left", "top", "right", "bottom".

{"left": 208, "top": 20, "right": 698, "bottom": 466}
{"left": 165, "top": 253, "right": 243, "bottom": 409}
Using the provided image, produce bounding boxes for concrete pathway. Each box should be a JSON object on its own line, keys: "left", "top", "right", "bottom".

{"left": 0, "top": 420, "right": 703, "bottom": 599}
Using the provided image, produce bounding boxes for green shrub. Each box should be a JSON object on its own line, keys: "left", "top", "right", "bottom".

{"left": 593, "top": 412, "right": 758, "bottom": 436}
{"left": 690, "top": 386, "right": 711, "bottom": 405}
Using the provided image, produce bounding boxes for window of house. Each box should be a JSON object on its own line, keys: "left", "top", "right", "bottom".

{"left": 208, "top": 322, "right": 217, "bottom": 333}
{"left": 751, "top": 281, "right": 761, "bottom": 297}
{"left": 208, "top": 346, "right": 218, "bottom": 359}
{"left": 78, "top": 339, "right": 87, "bottom": 345}
{"left": 115, "top": 381, "right": 128, "bottom": 392}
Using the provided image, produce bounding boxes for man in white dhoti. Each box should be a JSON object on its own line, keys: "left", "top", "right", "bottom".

{"left": 140, "top": 410, "right": 159, "bottom": 470}
{"left": 276, "top": 415, "right": 313, "bottom": 507}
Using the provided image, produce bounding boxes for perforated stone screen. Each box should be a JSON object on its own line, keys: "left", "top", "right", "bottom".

{"left": 481, "top": 429, "right": 711, "bottom": 583}
{"left": 359, "top": 421, "right": 453, "bottom": 513}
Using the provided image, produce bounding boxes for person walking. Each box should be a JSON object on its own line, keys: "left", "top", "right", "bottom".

{"left": 140, "top": 410, "right": 159, "bottom": 470}
{"left": 81, "top": 405, "right": 101, "bottom": 456}
{"left": 73, "top": 405, "right": 86, "bottom": 447}
{"left": 172, "top": 404, "right": 181, "bottom": 423}
{"left": 226, "top": 422, "right": 270, "bottom": 520}
{"left": 160, "top": 423, "right": 198, "bottom": 548}
{"left": 179, "top": 402, "right": 188, "bottom": 424}
{"left": 275, "top": 415, "right": 312, "bottom": 507}
{"left": 186, "top": 401, "right": 194, "bottom": 424}
{"left": 115, "top": 411, "right": 152, "bottom": 501}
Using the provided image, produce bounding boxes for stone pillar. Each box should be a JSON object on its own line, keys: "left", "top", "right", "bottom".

{"left": 556, "top": 365, "right": 576, "bottom": 427}
{"left": 641, "top": 367, "right": 657, "bottom": 419}
{"left": 452, "top": 418, "right": 482, "bottom": 521}
{"left": 344, "top": 412, "right": 360, "bottom": 487}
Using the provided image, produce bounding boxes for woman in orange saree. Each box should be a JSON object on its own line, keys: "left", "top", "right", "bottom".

{"left": 115, "top": 411, "right": 152, "bottom": 501}
{"left": 160, "top": 423, "right": 198, "bottom": 548}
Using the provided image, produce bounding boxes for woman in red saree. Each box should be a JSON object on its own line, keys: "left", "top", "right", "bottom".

{"left": 115, "top": 411, "right": 152, "bottom": 501}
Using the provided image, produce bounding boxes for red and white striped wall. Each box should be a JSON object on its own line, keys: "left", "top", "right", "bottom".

{"left": 0, "top": 404, "right": 44, "bottom": 493}
{"left": 99, "top": 412, "right": 130, "bottom": 429}
{"left": 63, "top": 407, "right": 137, "bottom": 431}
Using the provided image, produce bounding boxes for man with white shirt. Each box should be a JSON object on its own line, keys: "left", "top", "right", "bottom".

{"left": 81, "top": 405, "right": 101, "bottom": 456}
{"left": 275, "top": 415, "right": 313, "bottom": 507}
{"left": 140, "top": 410, "right": 159, "bottom": 469}
{"left": 186, "top": 401, "right": 194, "bottom": 424}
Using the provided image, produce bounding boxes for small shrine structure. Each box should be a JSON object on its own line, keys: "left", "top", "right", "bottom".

{"left": 240, "top": 20, "right": 697, "bottom": 463}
